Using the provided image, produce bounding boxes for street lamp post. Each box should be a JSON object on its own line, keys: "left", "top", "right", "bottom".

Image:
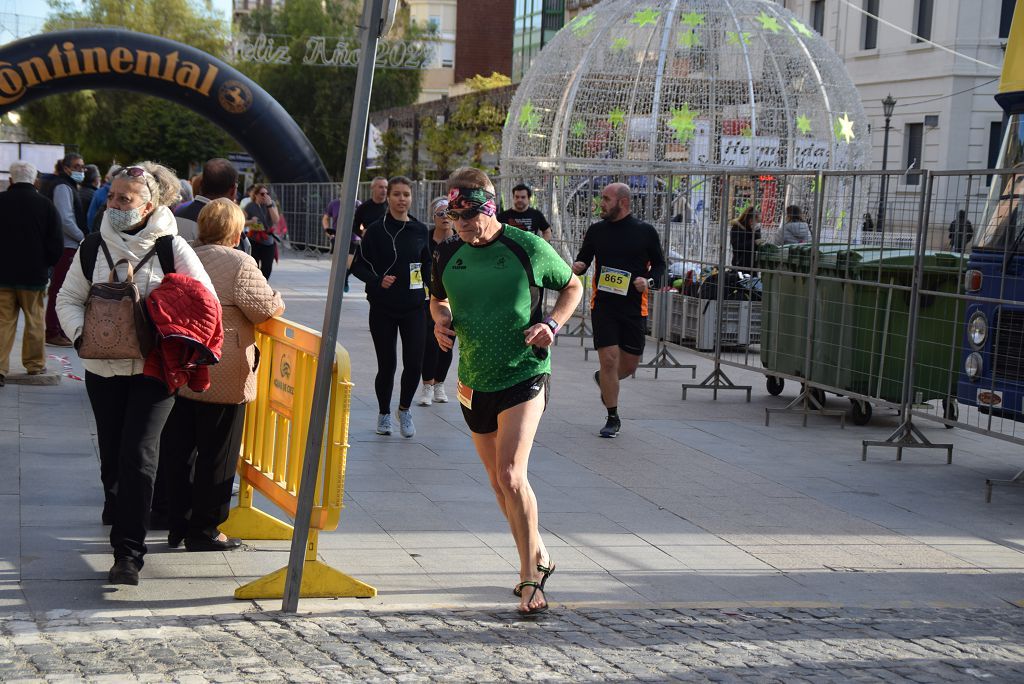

{"left": 877, "top": 94, "right": 897, "bottom": 233}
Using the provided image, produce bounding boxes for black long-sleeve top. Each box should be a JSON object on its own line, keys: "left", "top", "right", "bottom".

{"left": 350, "top": 213, "right": 431, "bottom": 312}
{"left": 575, "top": 214, "right": 666, "bottom": 315}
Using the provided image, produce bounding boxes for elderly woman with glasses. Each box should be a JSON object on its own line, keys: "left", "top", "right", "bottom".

{"left": 244, "top": 184, "right": 280, "bottom": 280}
{"left": 417, "top": 197, "right": 457, "bottom": 407}
{"left": 56, "top": 162, "right": 215, "bottom": 586}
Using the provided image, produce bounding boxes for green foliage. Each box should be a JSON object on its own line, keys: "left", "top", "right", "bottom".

{"left": 421, "top": 117, "right": 471, "bottom": 180}
{"left": 449, "top": 73, "right": 510, "bottom": 172}
{"left": 18, "top": 0, "right": 233, "bottom": 173}
{"left": 236, "top": 0, "right": 425, "bottom": 178}
{"left": 374, "top": 127, "right": 406, "bottom": 180}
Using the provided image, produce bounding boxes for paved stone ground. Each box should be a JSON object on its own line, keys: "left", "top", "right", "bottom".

{"left": 2, "top": 606, "right": 1024, "bottom": 682}
{"left": 4, "top": 251, "right": 1024, "bottom": 681}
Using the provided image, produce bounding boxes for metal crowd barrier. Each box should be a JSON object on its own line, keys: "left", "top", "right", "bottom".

{"left": 221, "top": 316, "right": 375, "bottom": 599}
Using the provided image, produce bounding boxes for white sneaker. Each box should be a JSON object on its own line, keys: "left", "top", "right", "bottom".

{"left": 397, "top": 409, "right": 415, "bottom": 438}
{"left": 418, "top": 383, "right": 434, "bottom": 406}
{"left": 376, "top": 413, "right": 392, "bottom": 435}
{"left": 433, "top": 383, "right": 448, "bottom": 403}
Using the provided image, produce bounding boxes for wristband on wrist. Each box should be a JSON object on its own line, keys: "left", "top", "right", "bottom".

{"left": 647, "top": 278, "right": 656, "bottom": 290}
{"left": 542, "top": 316, "right": 560, "bottom": 334}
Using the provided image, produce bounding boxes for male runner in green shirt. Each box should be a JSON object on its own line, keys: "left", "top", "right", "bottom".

{"left": 430, "top": 167, "right": 582, "bottom": 616}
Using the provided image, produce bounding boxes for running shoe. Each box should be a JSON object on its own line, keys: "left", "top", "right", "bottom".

{"left": 418, "top": 384, "right": 434, "bottom": 406}
{"left": 599, "top": 415, "right": 621, "bottom": 438}
{"left": 433, "top": 383, "right": 449, "bottom": 403}
{"left": 398, "top": 409, "right": 416, "bottom": 438}
{"left": 376, "top": 413, "right": 393, "bottom": 435}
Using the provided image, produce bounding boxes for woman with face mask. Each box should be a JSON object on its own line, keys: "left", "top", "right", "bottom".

{"left": 56, "top": 162, "right": 215, "bottom": 587}
{"left": 42, "top": 153, "right": 90, "bottom": 347}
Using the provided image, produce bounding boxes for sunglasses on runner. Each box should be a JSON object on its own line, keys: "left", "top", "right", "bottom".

{"left": 445, "top": 206, "right": 485, "bottom": 221}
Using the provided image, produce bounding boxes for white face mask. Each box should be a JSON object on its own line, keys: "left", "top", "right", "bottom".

{"left": 108, "top": 206, "right": 148, "bottom": 232}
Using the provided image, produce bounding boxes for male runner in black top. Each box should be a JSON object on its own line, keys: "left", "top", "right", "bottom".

{"left": 573, "top": 182, "right": 666, "bottom": 438}
{"left": 497, "top": 183, "right": 552, "bottom": 242}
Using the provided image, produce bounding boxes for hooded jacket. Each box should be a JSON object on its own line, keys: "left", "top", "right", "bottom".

{"left": 350, "top": 213, "right": 431, "bottom": 312}
{"left": 55, "top": 205, "right": 216, "bottom": 377}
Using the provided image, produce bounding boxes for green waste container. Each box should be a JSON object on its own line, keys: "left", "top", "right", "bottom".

{"left": 759, "top": 243, "right": 815, "bottom": 379}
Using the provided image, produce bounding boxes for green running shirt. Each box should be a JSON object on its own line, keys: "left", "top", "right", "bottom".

{"left": 431, "top": 226, "right": 574, "bottom": 392}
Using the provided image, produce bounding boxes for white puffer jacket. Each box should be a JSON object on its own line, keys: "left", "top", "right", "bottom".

{"left": 56, "top": 205, "right": 216, "bottom": 378}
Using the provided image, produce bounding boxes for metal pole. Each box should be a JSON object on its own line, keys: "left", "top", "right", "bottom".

{"left": 281, "top": 0, "right": 386, "bottom": 614}
{"left": 878, "top": 116, "right": 891, "bottom": 232}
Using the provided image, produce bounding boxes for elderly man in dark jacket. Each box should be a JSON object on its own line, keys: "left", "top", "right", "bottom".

{"left": 0, "top": 161, "right": 62, "bottom": 386}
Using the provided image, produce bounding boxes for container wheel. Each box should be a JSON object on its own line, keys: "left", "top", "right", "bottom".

{"left": 942, "top": 398, "right": 958, "bottom": 427}
{"left": 850, "top": 399, "right": 872, "bottom": 426}
{"left": 766, "top": 376, "right": 785, "bottom": 396}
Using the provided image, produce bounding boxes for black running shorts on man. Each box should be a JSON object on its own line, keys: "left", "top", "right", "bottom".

{"left": 459, "top": 373, "right": 549, "bottom": 434}
{"left": 431, "top": 226, "right": 573, "bottom": 393}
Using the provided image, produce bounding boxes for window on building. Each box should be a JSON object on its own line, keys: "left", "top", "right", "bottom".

{"left": 811, "top": 0, "right": 825, "bottom": 35}
{"left": 440, "top": 42, "right": 454, "bottom": 69}
{"left": 427, "top": 15, "right": 440, "bottom": 31}
{"left": 862, "top": 0, "right": 879, "bottom": 49}
{"left": 1000, "top": 0, "right": 1015, "bottom": 38}
{"left": 988, "top": 120, "right": 1004, "bottom": 186}
{"left": 914, "top": 0, "right": 933, "bottom": 42}
{"left": 905, "top": 123, "right": 924, "bottom": 184}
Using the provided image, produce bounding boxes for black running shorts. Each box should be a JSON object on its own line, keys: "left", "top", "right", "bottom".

{"left": 591, "top": 306, "right": 646, "bottom": 356}
{"left": 459, "top": 373, "right": 550, "bottom": 434}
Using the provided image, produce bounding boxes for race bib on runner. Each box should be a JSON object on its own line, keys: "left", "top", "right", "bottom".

{"left": 409, "top": 262, "right": 423, "bottom": 289}
{"left": 597, "top": 266, "right": 631, "bottom": 295}
{"left": 457, "top": 380, "right": 473, "bottom": 409}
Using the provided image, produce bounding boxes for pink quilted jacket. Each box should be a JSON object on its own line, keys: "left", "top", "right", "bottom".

{"left": 178, "top": 245, "right": 284, "bottom": 404}
{"left": 144, "top": 273, "right": 224, "bottom": 393}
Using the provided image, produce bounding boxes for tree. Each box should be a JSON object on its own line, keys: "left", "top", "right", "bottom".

{"left": 449, "top": 73, "right": 511, "bottom": 172}
{"left": 373, "top": 127, "right": 406, "bottom": 180}
{"left": 18, "top": 0, "right": 234, "bottom": 174}
{"left": 421, "top": 118, "right": 471, "bottom": 180}
{"left": 236, "top": 0, "right": 425, "bottom": 178}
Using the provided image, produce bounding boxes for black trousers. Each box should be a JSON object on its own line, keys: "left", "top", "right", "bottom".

{"left": 368, "top": 305, "right": 425, "bottom": 414}
{"left": 159, "top": 396, "right": 246, "bottom": 539}
{"left": 251, "top": 241, "right": 275, "bottom": 280}
{"left": 85, "top": 372, "right": 175, "bottom": 567}
{"left": 421, "top": 302, "right": 453, "bottom": 383}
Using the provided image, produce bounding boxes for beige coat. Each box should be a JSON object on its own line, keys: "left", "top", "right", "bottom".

{"left": 179, "top": 245, "right": 283, "bottom": 404}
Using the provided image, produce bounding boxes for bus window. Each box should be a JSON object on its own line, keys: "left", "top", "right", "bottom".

{"left": 974, "top": 114, "right": 1024, "bottom": 250}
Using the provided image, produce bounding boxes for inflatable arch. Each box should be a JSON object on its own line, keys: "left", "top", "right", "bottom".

{"left": 0, "top": 28, "right": 329, "bottom": 183}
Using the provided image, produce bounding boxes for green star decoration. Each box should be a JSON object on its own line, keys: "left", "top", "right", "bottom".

{"left": 726, "top": 31, "right": 751, "bottom": 46}
{"left": 571, "top": 119, "right": 587, "bottom": 138}
{"left": 756, "top": 11, "right": 782, "bottom": 33}
{"left": 668, "top": 104, "right": 697, "bottom": 143}
{"left": 796, "top": 114, "right": 812, "bottom": 135}
{"left": 678, "top": 30, "right": 701, "bottom": 48}
{"left": 680, "top": 11, "right": 704, "bottom": 28}
{"left": 612, "top": 36, "right": 631, "bottom": 52}
{"left": 569, "top": 13, "right": 596, "bottom": 36}
{"left": 518, "top": 101, "right": 539, "bottom": 133}
{"left": 630, "top": 8, "right": 661, "bottom": 27}
{"left": 790, "top": 18, "right": 815, "bottom": 38}
{"left": 609, "top": 107, "right": 626, "bottom": 129}
{"left": 836, "top": 113, "right": 856, "bottom": 143}
{"left": 740, "top": 126, "right": 753, "bottom": 138}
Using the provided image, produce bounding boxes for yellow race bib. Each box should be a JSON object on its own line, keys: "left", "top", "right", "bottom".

{"left": 597, "top": 266, "right": 631, "bottom": 295}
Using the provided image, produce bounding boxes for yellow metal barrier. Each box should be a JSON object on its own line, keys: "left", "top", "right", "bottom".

{"left": 221, "top": 317, "right": 376, "bottom": 600}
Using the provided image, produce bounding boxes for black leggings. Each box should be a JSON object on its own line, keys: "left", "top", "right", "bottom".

{"left": 368, "top": 305, "right": 425, "bottom": 414}
{"left": 421, "top": 302, "right": 453, "bottom": 383}
{"left": 251, "top": 241, "right": 275, "bottom": 280}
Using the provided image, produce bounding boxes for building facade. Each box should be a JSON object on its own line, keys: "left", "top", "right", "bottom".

{"left": 406, "top": 0, "right": 459, "bottom": 103}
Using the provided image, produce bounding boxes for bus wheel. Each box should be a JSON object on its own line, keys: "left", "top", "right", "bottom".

{"left": 942, "top": 398, "right": 959, "bottom": 427}
{"left": 766, "top": 376, "right": 785, "bottom": 396}
{"left": 850, "top": 399, "right": 872, "bottom": 426}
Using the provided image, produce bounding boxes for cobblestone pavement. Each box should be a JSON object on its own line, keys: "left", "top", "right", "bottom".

{"left": 2, "top": 605, "right": 1024, "bottom": 682}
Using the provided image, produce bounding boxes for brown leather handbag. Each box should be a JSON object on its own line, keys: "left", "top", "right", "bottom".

{"left": 77, "top": 241, "right": 159, "bottom": 360}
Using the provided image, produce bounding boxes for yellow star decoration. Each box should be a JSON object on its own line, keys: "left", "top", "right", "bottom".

{"left": 569, "top": 13, "right": 596, "bottom": 37}
{"left": 519, "top": 101, "right": 539, "bottom": 133}
{"left": 678, "top": 29, "right": 701, "bottom": 48}
{"left": 796, "top": 114, "right": 812, "bottom": 135}
{"left": 609, "top": 107, "right": 626, "bottom": 128}
{"left": 726, "top": 31, "right": 751, "bottom": 46}
{"left": 740, "top": 125, "right": 753, "bottom": 138}
{"left": 668, "top": 104, "right": 698, "bottom": 143}
{"left": 680, "top": 11, "right": 704, "bottom": 28}
{"left": 612, "top": 36, "right": 631, "bottom": 52}
{"left": 790, "top": 18, "right": 815, "bottom": 38}
{"left": 756, "top": 11, "right": 782, "bottom": 33}
{"left": 836, "top": 113, "right": 855, "bottom": 143}
{"left": 630, "top": 8, "right": 661, "bottom": 27}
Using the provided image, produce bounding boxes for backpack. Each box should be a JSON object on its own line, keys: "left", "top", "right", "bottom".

{"left": 76, "top": 235, "right": 176, "bottom": 360}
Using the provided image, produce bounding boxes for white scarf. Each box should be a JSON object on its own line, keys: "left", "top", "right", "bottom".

{"left": 98, "top": 205, "right": 179, "bottom": 266}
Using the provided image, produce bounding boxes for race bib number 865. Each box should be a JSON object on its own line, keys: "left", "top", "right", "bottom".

{"left": 597, "top": 266, "right": 631, "bottom": 295}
